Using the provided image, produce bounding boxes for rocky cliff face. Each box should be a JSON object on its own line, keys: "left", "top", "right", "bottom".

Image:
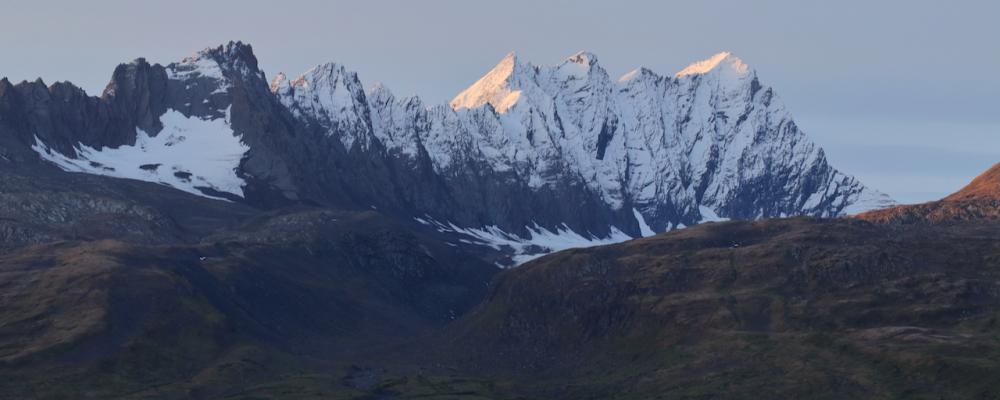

{"left": 4, "top": 43, "right": 339, "bottom": 207}
{"left": 2, "top": 42, "right": 892, "bottom": 265}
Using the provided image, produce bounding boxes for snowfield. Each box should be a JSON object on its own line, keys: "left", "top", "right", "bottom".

{"left": 33, "top": 108, "right": 248, "bottom": 200}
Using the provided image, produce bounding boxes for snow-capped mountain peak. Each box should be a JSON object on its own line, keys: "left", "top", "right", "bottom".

{"left": 553, "top": 51, "right": 608, "bottom": 84}
{"left": 566, "top": 51, "right": 599, "bottom": 66}
{"left": 26, "top": 42, "right": 254, "bottom": 201}
{"left": 675, "top": 51, "right": 749, "bottom": 78}
{"left": 166, "top": 51, "right": 227, "bottom": 86}
{"left": 174, "top": 41, "right": 265, "bottom": 84}
{"left": 449, "top": 52, "right": 535, "bottom": 113}
{"left": 272, "top": 62, "right": 373, "bottom": 149}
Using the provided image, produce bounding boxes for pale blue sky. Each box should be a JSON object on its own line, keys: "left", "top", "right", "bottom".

{"left": 2, "top": 0, "right": 997, "bottom": 203}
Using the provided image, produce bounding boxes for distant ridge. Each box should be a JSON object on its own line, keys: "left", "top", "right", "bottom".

{"left": 857, "top": 162, "right": 1000, "bottom": 223}
{"left": 945, "top": 162, "right": 1000, "bottom": 201}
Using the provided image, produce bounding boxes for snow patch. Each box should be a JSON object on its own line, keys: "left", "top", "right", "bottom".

{"left": 32, "top": 107, "right": 248, "bottom": 200}
{"left": 841, "top": 187, "right": 896, "bottom": 215}
{"left": 698, "top": 205, "right": 730, "bottom": 223}
{"left": 167, "top": 56, "right": 225, "bottom": 80}
{"left": 423, "top": 218, "right": 632, "bottom": 267}
{"left": 633, "top": 208, "right": 656, "bottom": 237}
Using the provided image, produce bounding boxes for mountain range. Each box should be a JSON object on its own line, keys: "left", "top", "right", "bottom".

{"left": 5, "top": 41, "right": 993, "bottom": 400}
{"left": 2, "top": 41, "right": 891, "bottom": 265}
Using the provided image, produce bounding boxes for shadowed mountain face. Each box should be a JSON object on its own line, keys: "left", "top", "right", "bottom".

{"left": 6, "top": 211, "right": 999, "bottom": 398}
{"left": 0, "top": 152, "right": 499, "bottom": 398}
{"left": 411, "top": 163, "right": 1000, "bottom": 398}
{"left": 858, "top": 162, "right": 1000, "bottom": 223}
{"left": 434, "top": 218, "right": 1000, "bottom": 399}
{"left": 0, "top": 208, "right": 498, "bottom": 399}
{"left": 1, "top": 208, "right": 496, "bottom": 360}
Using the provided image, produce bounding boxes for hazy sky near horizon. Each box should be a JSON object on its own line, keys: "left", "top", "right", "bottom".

{"left": 2, "top": 0, "right": 998, "bottom": 203}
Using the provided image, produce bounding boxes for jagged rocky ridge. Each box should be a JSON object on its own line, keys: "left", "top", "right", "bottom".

{"left": 2, "top": 42, "right": 892, "bottom": 265}
{"left": 1, "top": 43, "right": 309, "bottom": 205}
